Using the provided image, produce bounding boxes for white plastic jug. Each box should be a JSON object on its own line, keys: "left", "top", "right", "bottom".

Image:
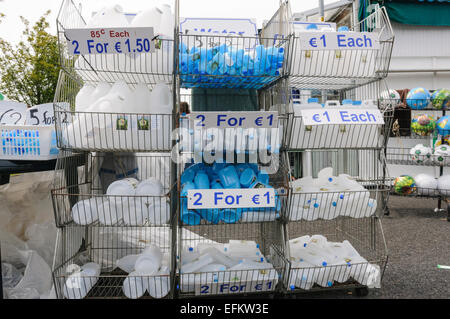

{"left": 133, "top": 83, "right": 152, "bottom": 114}
{"left": 123, "top": 271, "right": 147, "bottom": 299}
{"left": 75, "top": 84, "right": 96, "bottom": 112}
{"left": 71, "top": 198, "right": 100, "bottom": 225}
{"left": 159, "top": 4, "right": 175, "bottom": 38}
{"left": 181, "top": 254, "right": 215, "bottom": 274}
{"left": 131, "top": 6, "right": 163, "bottom": 35}
{"left": 89, "top": 82, "right": 112, "bottom": 106}
{"left": 149, "top": 82, "right": 173, "bottom": 149}
{"left": 134, "top": 245, "right": 163, "bottom": 275}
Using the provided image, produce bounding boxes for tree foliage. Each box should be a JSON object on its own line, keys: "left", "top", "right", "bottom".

{"left": 0, "top": 10, "right": 60, "bottom": 106}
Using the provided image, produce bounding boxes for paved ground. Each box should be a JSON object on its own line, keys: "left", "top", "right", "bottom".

{"left": 293, "top": 196, "right": 450, "bottom": 299}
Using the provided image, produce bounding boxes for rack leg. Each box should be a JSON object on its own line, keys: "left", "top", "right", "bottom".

{"left": 447, "top": 201, "right": 450, "bottom": 222}
{"left": 0, "top": 174, "right": 10, "bottom": 185}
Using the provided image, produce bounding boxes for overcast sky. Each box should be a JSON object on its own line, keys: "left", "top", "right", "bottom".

{"left": 0, "top": 0, "right": 336, "bottom": 44}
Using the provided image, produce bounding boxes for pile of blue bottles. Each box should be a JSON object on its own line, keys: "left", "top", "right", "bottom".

{"left": 179, "top": 42, "right": 285, "bottom": 88}
{"left": 180, "top": 162, "right": 282, "bottom": 225}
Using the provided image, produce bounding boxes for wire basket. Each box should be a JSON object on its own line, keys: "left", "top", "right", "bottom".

{"left": 262, "top": 5, "right": 394, "bottom": 91}
{"left": 283, "top": 216, "right": 388, "bottom": 293}
{"left": 386, "top": 147, "right": 450, "bottom": 167}
{"left": 178, "top": 153, "right": 290, "bottom": 225}
{"left": 56, "top": 0, "right": 174, "bottom": 85}
{"left": 52, "top": 225, "right": 173, "bottom": 299}
{"left": 51, "top": 151, "right": 174, "bottom": 227}
{"left": 284, "top": 82, "right": 395, "bottom": 150}
{"left": 286, "top": 149, "right": 391, "bottom": 222}
{"left": 176, "top": 221, "right": 287, "bottom": 297}
{"left": 53, "top": 71, "right": 174, "bottom": 152}
{"left": 178, "top": 34, "right": 288, "bottom": 90}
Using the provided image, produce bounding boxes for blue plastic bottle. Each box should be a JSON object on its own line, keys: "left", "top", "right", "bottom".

{"left": 219, "top": 208, "right": 242, "bottom": 224}
{"left": 240, "top": 168, "right": 257, "bottom": 188}
{"left": 218, "top": 165, "right": 241, "bottom": 189}
{"left": 181, "top": 204, "right": 202, "bottom": 226}
{"left": 200, "top": 209, "right": 221, "bottom": 224}
{"left": 194, "top": 171, "right": 210, "bottom": 189}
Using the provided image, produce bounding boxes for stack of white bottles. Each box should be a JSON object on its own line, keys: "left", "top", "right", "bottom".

{"left": 287, "top": 235, "right": 381, "bottom": 291}
{"left": 68, "top": 81, "right": 173, "bottom": 150}
{"left": 63, "top": 263, "right": 101, "bottom": 299}
{"left": 179, "top": 240, "right": 278, "bottom": 293}
{"left": 115, "top": 245, "right": 170, "bottom": 299}
{"left": 75, "top": 4, "right": 174, "bottom": 80}
{"left": 288, "top": 167, "right": 377, "bottom": 221}
{"left": 71, "top": 177, "right": 170, "bottom": 226}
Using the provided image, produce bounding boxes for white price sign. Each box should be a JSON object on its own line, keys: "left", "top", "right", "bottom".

{"left": 301, "top": 109, "right": 384, "bottom": 126}
{"left": 190, "top": 112, "right": 278, "bottom": 129}
{"left": 195, "top": 276, "right": 276, "bottom": 296}
{"left": 65, "top": 27, "right": 155, "bottom": 55}
{"left": 179, "top": 17, "right": 259, "bottom": 50}
{"left": 299, "top": 32, "right": 379, "bottom": 50}
{"left": 26, "top": 103, "right": 55, "bottom": 126}
{"left": 0, "top": 101, "right": 27, "bottom": 125}
{"left": 187, "top": 188, "right": 275, "bottom": 210}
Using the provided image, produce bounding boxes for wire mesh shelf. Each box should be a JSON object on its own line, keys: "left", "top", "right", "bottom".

{"left": 176, "top": 221, "right": 287, "bottom": 297}
{"left": 54, "top": 71, "right": 174, "bottom": 152}
{"left": 284, "top": 96, "right": 394, "bottom": 150}
{"left": 56, "top": 0, "right": 174, "bottom": 85}
{"left": 262, "top": 5, "right": 394, "bottom": 91}
{"left": 51, "top": 151, "right": 174, "bottom": 227}
{"left": 52, "top": 225, "right": 173, "bottom": 299}
{"left": 386, "top": 147, "right": 450, "bottom": 166}
{"left": 283, "top": 216, "right": 387, "bottom": 293}
{"left": 178, "top": 34, "right": 288, "bottom": 90}
{"left": 286, "top": 149, "right": 390, "bottom": 222}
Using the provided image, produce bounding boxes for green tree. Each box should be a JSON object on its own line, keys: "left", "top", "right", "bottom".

{"left": 0, "top": 10, "right": 60, "bottom": 106}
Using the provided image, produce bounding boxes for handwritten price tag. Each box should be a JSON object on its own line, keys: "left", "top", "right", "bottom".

{"left": 26, "top": 103, "right": 55, "bottom": 126}
{"left": 0, "top": 101, "right": 27, "bottom": 125}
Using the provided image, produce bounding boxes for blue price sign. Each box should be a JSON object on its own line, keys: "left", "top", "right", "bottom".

{"left": 65, "top": 27, "right": 155, "bottom": 55}
{"left": 300, "top": 32, "right": 379, "bottom": 51}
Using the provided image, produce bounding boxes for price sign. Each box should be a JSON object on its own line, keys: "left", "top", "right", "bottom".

{"left": 299, "top": 32, "right": 379, "bottom": 50}
{"left": 190, "top": 112, "right": 278, "bottom": 129}
{"left": 179, "top": 17, "right": 259, "bottom": 51}
{"left": 65, "top": 27, "right": 155, "bottom": 55}
{"left": 301, "top": 109, "right": 384, "bottom": 126}
{"left": 195, "top": 276, "right": 276, "bottom": 296}
{"left": 0, "top": 101, "right": 27, "bottom": 125}
{"left": 187, "top": 188, "right": 275, "bottom": 210}
{"left": 26, "top": 103, "right": 55, "bottom": 126}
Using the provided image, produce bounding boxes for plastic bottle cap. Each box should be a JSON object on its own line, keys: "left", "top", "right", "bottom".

{"left": 308, "top": 98, "right": 319, "bottom": 103}
{"left": 328, "top": 177, "right": 333, "bottom": 182}
{"left": 338, "top": 26, "right": 349, "bottom": 32}
{"left": 306, "top": 24, "right": 318, "bottom": 30}
{"left": 353, "top": 101, "right": 362, "bottom": 106}
{"left": 314, "top": 203, "right": 319, "bottom": 208}
{"left": 332, "top": 202, "right": 337, "bottom": 207}
{"left": 327, "top": 281, "right": 333, "bottom": 287}
{"left": 303, "top": 244, "right": 307, "bottom": 248}
{"left": 260, "top": 258, "right": 264, "bottom": 262}
{"left": 189, "top": 247, "right": 193, "bottom": 252}
{"left": 340, "top": 194, "right": 344, "bottom": 199}
{"left": 342, "top": 99, "right": 353, "bottom": 105}
{"left": 322, "top": 262, "right": 327, "bottom": 267}
{"left": 290, "top": 285, "right": 295, "bottom": 290}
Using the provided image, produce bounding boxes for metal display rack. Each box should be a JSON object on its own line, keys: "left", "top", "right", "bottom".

{"left": 387, "top": 102, "right": 450, "bottom": 221}
{"left": 50, "top": 0, "right": 396, "bottom": 299}
{"left": 262, "top": 2, "right": 394, "bottom": 297}
{"left": 51, "top": 0, "right": 178, "bottom": 299}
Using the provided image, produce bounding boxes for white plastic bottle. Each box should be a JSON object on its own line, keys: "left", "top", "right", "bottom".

{"left": 149, "top": 82, "right": 173, "bottom": 149}
{"left": 71, "top": 198, "right": 100, "bottom": 225}
{"left": 63, "top": 263, "right": 101, "bottom": 299}
{"left": 147, "top": 266, "right": 171, "bottom": 298}
{"left": 133, "top": 83, "right": 152, "bottom": 114}
{"left": 180, "top": 254, "right": 215, "bottom": 274}
{"left": 89, "top": 82, "right": 112, "bottom": 106}
{"left": 75, "top": 84, "right": 96, "bottom": 112}
{"left": 131, "top": 6, "right": 163, "bottom": 35}
{"left": 123, "top": 271, "right": 147, "bottom": 299}
{"left": 134, "top": 245, "right": 163, "bottom": 275}
{"left": 159, "top": 4, "right": 175, "bottom": 39}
